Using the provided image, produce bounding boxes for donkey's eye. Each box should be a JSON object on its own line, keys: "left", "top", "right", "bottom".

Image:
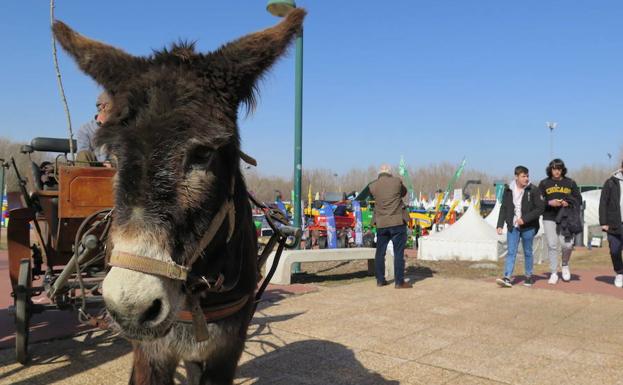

{"left": 185, "top": 146, "right": 214, "bottom": 171}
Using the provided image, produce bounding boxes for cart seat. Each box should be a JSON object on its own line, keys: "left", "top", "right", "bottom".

{"left": 54, "top": 165, "right": 115, "bottom": 256}
{"left": 21, "top": 137, "right": 77, "bottom": 154}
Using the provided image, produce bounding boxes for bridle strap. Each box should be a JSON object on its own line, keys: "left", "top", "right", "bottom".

{"left": 109, "top": 251, "right": 190, "bottom": 280}
{"left": 186, "top": 197, "right": 235, "bottom": 269}
{"left": 177, "top": 294, "right": 250, "bottom": 324}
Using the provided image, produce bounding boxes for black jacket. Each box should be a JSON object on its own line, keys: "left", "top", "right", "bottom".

{"left": 599, "top": 172, "right": 623, "bottom": 235}
{"left": 555, "top": 195, "right": 582, "bottom": 240}
{"left": 497, "top": 183, "right": 544, "bottom": 232}
{"left": 538, "top": 177, "right": 581, "bottom": 221}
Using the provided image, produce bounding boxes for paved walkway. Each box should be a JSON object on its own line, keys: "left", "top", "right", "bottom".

{"left": 2, "top": 275, "right": 623, "bottom": 385}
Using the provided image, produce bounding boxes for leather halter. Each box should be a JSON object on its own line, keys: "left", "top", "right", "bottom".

{"left": 177, "top": 294, "right": 250, "bottom": 324}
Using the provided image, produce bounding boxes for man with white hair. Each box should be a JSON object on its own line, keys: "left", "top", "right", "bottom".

{"left": 369, "top": 164, "right": 412, "bottom": 288}
{"left": 76, "top": 91, "right": 112, "bottom": 165}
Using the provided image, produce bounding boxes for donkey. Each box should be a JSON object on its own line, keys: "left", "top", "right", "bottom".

{"left": 52, "top": 9, "right": 305, "bottom": 385}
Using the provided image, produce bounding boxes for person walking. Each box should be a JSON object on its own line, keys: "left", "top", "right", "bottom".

{"left": 538, "top": 159, "right": 582, "bottom": 284}
{"left": 599, "top": 160, "right": 623, "bottom": 288}
{"left": 369, "top": 164, "right": 412, "bottom": 289}
{"left": 496, "top": 166, "right": 544, "bottom": 287}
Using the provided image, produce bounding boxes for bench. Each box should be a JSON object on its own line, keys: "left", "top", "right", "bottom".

{"left": 263, "top": 247, "right": 394, "bottom": 285}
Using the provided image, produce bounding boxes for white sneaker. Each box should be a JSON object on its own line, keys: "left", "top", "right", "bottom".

{"left": 548, "top": 272, "right": 559, "bottom": 285}
{"left": 615, "top": 274, "right": 623, "bottom": 288}
{"left": 562, "top": 265, "right": 571, "bottom": 281}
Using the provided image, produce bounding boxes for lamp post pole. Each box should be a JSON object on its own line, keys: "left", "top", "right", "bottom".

{"left": 267, "top": 0, "right": 303, "bottom": 272}
{"left": 293, "top": 29, "right": 303, "bottom": 235}
{"left": 0, "top": 158, "right": 8, "bottom": 241}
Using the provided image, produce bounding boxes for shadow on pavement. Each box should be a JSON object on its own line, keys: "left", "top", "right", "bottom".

{"left": 405, "top": 265, "right": 435, "bottom": 283}
{"left": 0, "top": 307, "right": 105, "bottom": 350}
{"left": 291, "top": 270, "right": 374, "bottom": 284}
{"left": 595, "top": 275, "right": 616, "bottom": 285}
{"left": 238, "top": 339, "right": 400, "bottom": 385}
{"left": 0, "top": 330, "right": 132, "bottom": 385}
{"left": 242, "top": 307, "right": 398, "bottom": 385}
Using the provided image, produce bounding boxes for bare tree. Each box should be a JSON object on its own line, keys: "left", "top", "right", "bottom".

{"left": 572, "top": 164, "right": 612, "bottom": 186}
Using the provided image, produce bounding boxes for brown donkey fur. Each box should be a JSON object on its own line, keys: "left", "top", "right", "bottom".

{"left": 53, "top": 9, "right": 305, "bottom": 385}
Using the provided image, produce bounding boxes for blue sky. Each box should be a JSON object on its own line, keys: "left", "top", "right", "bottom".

{"left": 1, "top": 1, "right": 622, "bottom": 180}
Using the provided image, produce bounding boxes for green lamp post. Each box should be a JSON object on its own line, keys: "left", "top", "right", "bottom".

{"left": 267, "top": 0, "right": 304, "bottom": 271}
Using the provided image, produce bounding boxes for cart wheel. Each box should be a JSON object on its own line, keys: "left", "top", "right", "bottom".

{"left": 15, "top": 258, "right": 31, "bottom": 365}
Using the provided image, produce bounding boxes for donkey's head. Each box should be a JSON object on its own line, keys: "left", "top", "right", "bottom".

{"left": 53, "top": 10, "right": 305, "bottom": 340}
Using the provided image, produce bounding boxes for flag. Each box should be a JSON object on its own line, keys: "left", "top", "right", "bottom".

{"left": 399, "top": 155, "right": 415, "bottom": 199}
{"left": 435, "top": 157, "right": 467, "bottom": 219}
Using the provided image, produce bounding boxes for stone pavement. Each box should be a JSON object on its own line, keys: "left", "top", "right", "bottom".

{"left": 2, "top": 276, "right": 623, "bottom": 385}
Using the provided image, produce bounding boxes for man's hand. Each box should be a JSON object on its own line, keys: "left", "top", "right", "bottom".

{"left": 516, "top": 218, "right": 524, "bottom": 226}
{"left": 496, "top": 227, "right": 503, "bottom": 235}
{"left": 548, "top": 199, "right": 561, "bottom": 207}
{"left": 602, "top": 225, "right": 609, "bottom": 232}
{"left": 560, "top": 200, "right": 569, "bottom": 207}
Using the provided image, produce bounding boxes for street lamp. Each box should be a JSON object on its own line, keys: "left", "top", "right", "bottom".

{"left": 267, "top": 0, "right": 304, "bottom": 269}
{"left": 546, "top": 121, "right": 557, "bottom": 159}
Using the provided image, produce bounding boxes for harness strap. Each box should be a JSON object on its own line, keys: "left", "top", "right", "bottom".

{"left": 181, "top": 294, "right": 249, "bottom": 342}
{"left": 178, "top": 294, "right": 250, "bottom": 324}
{"left": 109, "top": 251, "right": 189, "bottom": 280}
{"left": 187, "top": 198, "right": 235, "bottom": 268}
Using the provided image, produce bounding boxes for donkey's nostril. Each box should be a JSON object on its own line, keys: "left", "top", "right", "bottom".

{"left": 140, "top": 299, "right": 162, "bottom": 325}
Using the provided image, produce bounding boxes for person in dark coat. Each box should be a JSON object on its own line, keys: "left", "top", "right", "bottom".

{"left": 369, "top": 164, "right": 412, "bottom": 289}
{"left": 538, "top": 159, "right": 582, "bottom": 284}
{"left": 599, "top": 160, "right": 623, "bottom": 288}
{"left": 496, "top": 165, "right": 544, "bottom": 288}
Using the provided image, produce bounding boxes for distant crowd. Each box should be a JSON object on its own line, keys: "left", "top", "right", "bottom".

{"left": 366, "top": 158, "right": 623, "bottom": 290}
{"left": 491, "top": 158, "right": 623, "bottom": 289}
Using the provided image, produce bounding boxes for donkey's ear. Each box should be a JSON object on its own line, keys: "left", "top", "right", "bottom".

{"left": 52, "top": 21, "right": 143, "bottom": 91}
{"left": 210, "top": 8, "right": 306, "bottom": 107}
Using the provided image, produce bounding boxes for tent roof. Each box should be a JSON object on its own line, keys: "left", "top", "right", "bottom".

{"left": 426, "top": 204, "right": 498, "bottom": 242}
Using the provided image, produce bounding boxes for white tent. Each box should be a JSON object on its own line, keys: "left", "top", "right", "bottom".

{"left": 484, "top": 200, "right": 501, "bottom": 229}
{"left": 582, "top": 189, "right": 601, "bottom": 227}
{"left": 418, "top": 204, "right": 503, "bottom": 261}
{"left": 581, "top": 189, "right": 602, "bottom": 246}
{"left": 482, "top": 201, "right": 547, "bottom": 264}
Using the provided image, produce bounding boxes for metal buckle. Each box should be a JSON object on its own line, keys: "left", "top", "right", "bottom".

{"left": 167, "top": 262, "right": 189, "bottom": 281}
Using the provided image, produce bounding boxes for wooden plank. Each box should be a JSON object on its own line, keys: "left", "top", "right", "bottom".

{"left": 7, "top": 208, "right": 35, "bottom": 288}
{"left": 58, "top": 166, "right": 115, "bottom": 218}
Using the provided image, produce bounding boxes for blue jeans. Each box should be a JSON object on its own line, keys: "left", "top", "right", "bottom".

{"left": 504, "top": 227, "right": 536, "bottom": 278}
{"left": 375, "top": 225, "right": 407, "bottom": 284}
